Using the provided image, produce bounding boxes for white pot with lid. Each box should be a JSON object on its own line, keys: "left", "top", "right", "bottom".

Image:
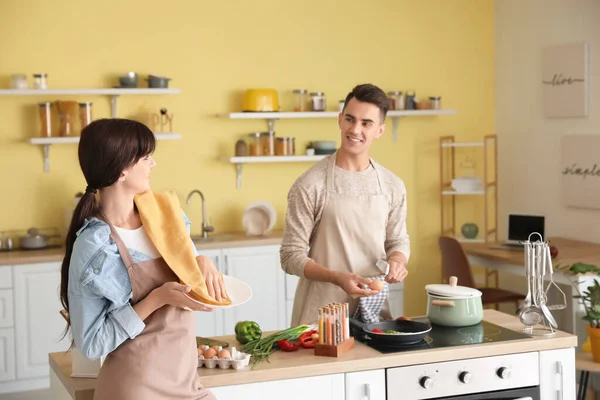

{"left": 425, "top": 276, "right": 483, "bottom": 327}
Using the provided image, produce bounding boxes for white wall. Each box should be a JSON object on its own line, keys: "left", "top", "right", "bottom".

{"left": 495, "top": 0, "right": 600, "bottom": 242}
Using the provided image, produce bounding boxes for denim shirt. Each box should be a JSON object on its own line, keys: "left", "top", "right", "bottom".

{"left": 67, "top": 210, "right": 197, "bottom": 360}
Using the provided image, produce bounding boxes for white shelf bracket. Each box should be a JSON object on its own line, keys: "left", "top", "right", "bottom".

{"left": 110, "top": 95, "right": 119, "bottom": 118}
{"left": 43, "top": 144, "right": 50, "bottom": 172}
{"left": 235, "top": 163, "right": 243, "bottom": 189}
{"left": 391, "top": 116, "right": 404, "bottom": 142}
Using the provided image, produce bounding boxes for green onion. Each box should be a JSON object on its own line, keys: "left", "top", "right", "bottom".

{"left": 241, "top": 324, "right": 314, "bottom": 367}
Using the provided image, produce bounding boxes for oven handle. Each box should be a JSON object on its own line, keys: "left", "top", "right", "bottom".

{"left": 512, "top": 397, "right": 533, "bottom": 400}
{"left": 364, "top": 383, "right": 371, "bottom": 400}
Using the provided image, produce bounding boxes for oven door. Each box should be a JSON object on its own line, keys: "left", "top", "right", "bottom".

{"left": 435, "top": 386, "right": 540, "bottom": 400}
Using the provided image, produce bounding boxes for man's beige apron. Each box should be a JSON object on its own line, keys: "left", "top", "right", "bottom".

{"left": 290, "top": 152, "right": 393, "bottom": 326}
{"left": 94, "top": 217, "right": 215, "bottom": 400}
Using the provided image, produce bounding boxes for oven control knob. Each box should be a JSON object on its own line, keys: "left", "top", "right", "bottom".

{"left": 419, "top": 376, "right": 434, "bottom": 389}
{"left": 458, "top": 371, "right": 472, "bottom": 383}
{"left": 496, "top": 367, "right": 511, "bottom": 379}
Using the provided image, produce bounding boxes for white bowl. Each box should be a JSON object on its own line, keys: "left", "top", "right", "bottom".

{"left": 451, "top": 177, "right": 482, "bottom": 192}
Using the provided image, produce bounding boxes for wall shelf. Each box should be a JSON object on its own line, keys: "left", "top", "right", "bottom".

{"left": 1, "top": 87, "right": 181, "bottom": 173}
{"left": 29, "top": 133, "right": 181, "bottom": 172}
{"left": 441, "top": 189, "right": 485, "bottom": 195}
{"left": 221, "top": 109, "right": 456, "bottom": 142}
{"left": 0, "top": 88, "right": 180, "bottom": 118}
{"left": 227, "top": 155, "right": 326, "bottom": 189}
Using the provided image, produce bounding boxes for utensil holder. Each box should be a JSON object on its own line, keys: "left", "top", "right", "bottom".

{"left": 519, "top": 232, "right": 558, "bottom": 336}
{"left": 314, "top": 337, "right": 355, "bottom": 357}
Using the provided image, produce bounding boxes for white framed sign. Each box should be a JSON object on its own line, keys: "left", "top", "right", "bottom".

{"left": 561, "top": 135, "right": 600, "bottom": 210}
{"left": 542, "top": 42, "right": 589, "bottom": 118}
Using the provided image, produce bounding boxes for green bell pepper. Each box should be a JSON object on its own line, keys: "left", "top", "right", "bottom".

{"left": 235, "top": 321, "right": 262, "bottom": 344}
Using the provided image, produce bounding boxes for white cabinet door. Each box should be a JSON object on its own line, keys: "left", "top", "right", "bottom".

{"left": 0, "top": 289, "right": 14, "bottom": 328}
{"left": 221, "top": 245, "right": 286, "bottom": 335}
{"left": 345, "top": 369, "right": 385, "bottom": 400}
{"left": 13, "top": 262, "right": 71, "bottom": 379}
{"left": 0, "top": 328, "right": 16, "bottom": 382}
{"left": 194, "top": 249, "right": 224, "bottom": 338}
{"left": 209, "top": 373, "right": 345, "bottom": 400}
{"left": 539, "top": 347, "right": 576, "bottom": 400}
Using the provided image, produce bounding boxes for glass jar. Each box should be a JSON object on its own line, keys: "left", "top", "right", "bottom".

{"left": 293, "top": 89, "right": 308, "bottom": 112}
{"left": 387, "top": 91, "right": 405, "bottom": 110}
{"left": 275, "top": 137, "right": 289, "bottom": 156}
{"left": 33, "top": 73, "right": 48, "bottom": 89}
{"left": 38, "top": 102, "right": 52, "bottom": 137}
{"left": 247, "top": 133, "right": 262, "bottom": 156}
{"left": 78, "top": 102, "right": 93, "bottom": 130}
{"left": 235, "top": 139, "right": 248, "bottom": 156}
{"left": 260, "top": 131, "right": 275, "bottom": 156}
{"left": 429, "top": 96, "right": 441, "bottom": 109}
{"left": 11, "top": 74, "right": 28, "bottom": 89}
{"left": 338, "top": 100, "right": 345, "bottom": 112}
{"left": 310, "top": 92, "right": 326, "bottom": 111}
{"left": 288, "top": 137, "right": 295, "bottom": 155}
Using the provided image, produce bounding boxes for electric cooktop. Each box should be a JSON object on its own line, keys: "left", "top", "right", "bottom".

{"left": 351, "top": 318, "right": 533, "bottom": 354}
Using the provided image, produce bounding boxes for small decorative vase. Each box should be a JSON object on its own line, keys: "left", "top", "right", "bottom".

{"left": 461, "top": 223, "right": 479, "bottom": 239}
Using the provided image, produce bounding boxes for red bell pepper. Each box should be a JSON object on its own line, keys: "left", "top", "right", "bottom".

{"left": 277, "top": 339, "right": 301, "bottom": 352}
{"left": 298, "top": 330, "right": 318, "bottom": 348}
{"left": 372, "top": 328, "right": 384, "bottom": 334}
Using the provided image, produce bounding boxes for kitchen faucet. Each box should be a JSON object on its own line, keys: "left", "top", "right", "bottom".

{"left": 186, "top": 190, "right": 214, "bottom": 239}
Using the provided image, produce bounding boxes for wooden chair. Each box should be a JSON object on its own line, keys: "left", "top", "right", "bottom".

{"left": 438, "top": 236, "right": 525, "bottom": 312}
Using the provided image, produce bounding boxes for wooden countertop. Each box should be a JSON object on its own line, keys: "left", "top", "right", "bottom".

{"left": 462, "top": 236, "right": 600, "bottom": 269}
{"left": 49, "top": 310, "right": 577, "bottom": 399}
{"left": 0, "top": 231, "right": 284, "bottom": 267}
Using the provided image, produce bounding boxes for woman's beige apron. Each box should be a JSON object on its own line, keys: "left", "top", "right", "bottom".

{"left": 290, "top": 152, "right": 393, "bottom": 326}
{"left": 94, "top": 217, "right": 215, "bottom": 400}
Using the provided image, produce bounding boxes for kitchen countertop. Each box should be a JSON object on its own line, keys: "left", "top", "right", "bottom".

{"left": 0, "top": 231, "right": 284, "bottom": 267}
{"left": 49, "top": 310, "right": 577, "bottom": 399}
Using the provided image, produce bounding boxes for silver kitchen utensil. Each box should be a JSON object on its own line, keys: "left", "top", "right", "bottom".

{"left": 543, "top": 244, "right": 567, "bottom": 310}
{"left": 519, "top": 233, "right": 557, "bottom": 336}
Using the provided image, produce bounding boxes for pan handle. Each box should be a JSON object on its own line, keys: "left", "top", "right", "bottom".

{"left": 431, "top": 299, "right": 455, "bottom": 307}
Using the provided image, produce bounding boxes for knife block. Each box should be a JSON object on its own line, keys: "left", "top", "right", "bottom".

{"left": 314, "top": 337, "right": 355, "bottom": 357}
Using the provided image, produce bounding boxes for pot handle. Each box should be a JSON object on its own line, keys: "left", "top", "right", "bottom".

{"left": 431, "top": 299, "right": 455, "bottom": 307}
{"left": 449, "top": 276, "right": 458, "bottom": 287}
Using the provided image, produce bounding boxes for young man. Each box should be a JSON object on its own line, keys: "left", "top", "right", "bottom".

{"left": 280, "top": 83, "right": 410, "bottom": 326}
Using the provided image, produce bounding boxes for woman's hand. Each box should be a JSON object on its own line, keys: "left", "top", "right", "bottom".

{"left": 196, "top": 256, "right": 228, "bottom": 303}
{"left": 150, "top": 282, "right": 214, "bottom": 312}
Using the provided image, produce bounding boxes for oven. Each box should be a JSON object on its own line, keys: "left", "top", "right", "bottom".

{"left": 386, "top": 351, "right": 540, "bottom": 400}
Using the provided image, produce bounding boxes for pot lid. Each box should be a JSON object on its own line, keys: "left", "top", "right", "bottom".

{"left": 425, "top": 276, "right": 482, "bottom": 298}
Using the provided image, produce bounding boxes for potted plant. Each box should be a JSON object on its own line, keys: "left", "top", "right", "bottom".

{"left": 562, "top": 262, "right": 600, "bottom": 362}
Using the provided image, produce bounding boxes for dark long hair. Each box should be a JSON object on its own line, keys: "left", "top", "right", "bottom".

{"left": 60, "top": 118, "right": 156, "bottom": 337}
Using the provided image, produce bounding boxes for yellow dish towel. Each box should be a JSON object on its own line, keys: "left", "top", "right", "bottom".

{"left": 134, "top": 191, "right": 231, "bottom": 306}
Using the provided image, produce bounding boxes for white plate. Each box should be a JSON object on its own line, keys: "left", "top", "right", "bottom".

{"left": 243, "top": 201, "right": 276, "bottom": 232}
{"left": 183, "top": 275, "right": 252, "bottom": 309}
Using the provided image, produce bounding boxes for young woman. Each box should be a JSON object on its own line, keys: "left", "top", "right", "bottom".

{"left": 60, "top": 118, "right": 222, "bottom": 399}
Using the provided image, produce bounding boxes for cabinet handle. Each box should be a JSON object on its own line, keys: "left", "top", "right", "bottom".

{"left": 556, "top": 361, "right": 563, "bottom": 400}
{"left": 224, "top": 255, "right": 229, "bottom": 276}
{"left": 215, "top": 255, "right": 220, "bottom": 271}
{"left": 364, "top": 383, "right": 371, "bottom": 400}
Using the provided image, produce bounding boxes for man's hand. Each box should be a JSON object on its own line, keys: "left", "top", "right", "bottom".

{"left": 335, "top": 272, "right": 380, "bottom": 299}
{"left": 386, "top": 254, "right": 408, "bottom": 284}
{"left": 196, "top": 256, "right": 228, "bottom": 302}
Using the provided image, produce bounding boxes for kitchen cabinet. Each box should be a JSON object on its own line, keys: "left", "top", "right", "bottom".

{"left": 209, "top": 373, "right": 345, "bottom": 400}
{"left": 13, "top": 262, "right": 70, "bottom": 380}
{"left": 345, "top": 369, "right": 385, "bottom": 400}
{"left": 194, "top": 249, "right": 225, "bottom": 338}
{"left": 221, "top": 245, "right": 286, "bottom": 335}
{"left": 0, "top": 328, "right": 15, "bottom": 382}
{"left": 196, "top": 245, "right": 287, "bottom": 337}
{"left": 539, "top": 347, "right": 576, "bottom": 400}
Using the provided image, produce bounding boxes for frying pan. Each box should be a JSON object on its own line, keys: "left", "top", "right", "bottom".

{"left": 349, "top": 318, "right": 432, "bottom": 346}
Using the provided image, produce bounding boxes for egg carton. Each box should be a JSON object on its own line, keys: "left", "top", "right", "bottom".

{"left": 197, "top": 346, "right": 251, "bottom": 370}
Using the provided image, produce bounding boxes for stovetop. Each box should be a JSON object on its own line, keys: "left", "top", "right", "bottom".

{"left": 351, "top": 318, "right": 532, "bottom": 354}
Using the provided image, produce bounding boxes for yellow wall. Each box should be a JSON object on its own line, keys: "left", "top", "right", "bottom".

{"left": 0, "top": 0, "right": 494, "bottom": 316}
